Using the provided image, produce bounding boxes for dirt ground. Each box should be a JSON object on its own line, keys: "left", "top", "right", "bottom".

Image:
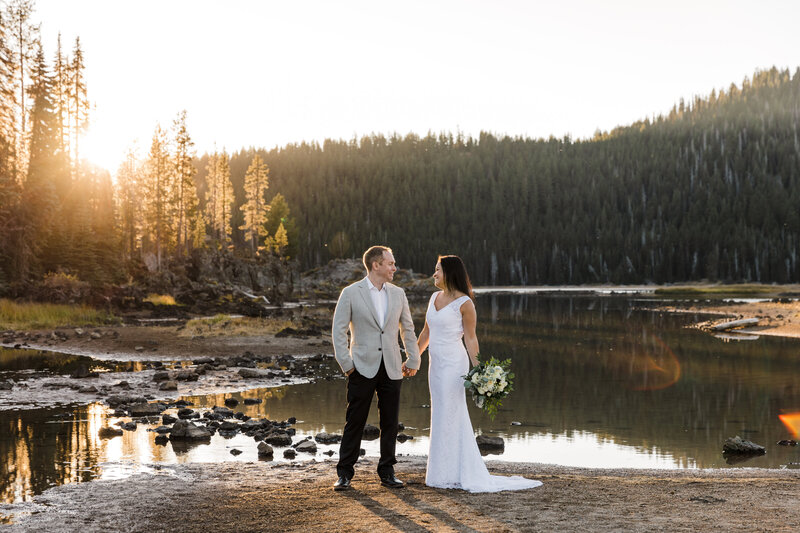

{"left": 4, "top": 458, "right": 800, "bottom": 532}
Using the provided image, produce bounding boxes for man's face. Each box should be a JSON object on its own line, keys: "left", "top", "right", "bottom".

{"left": 372, "top": 251, "right": 397, "bottom": 283}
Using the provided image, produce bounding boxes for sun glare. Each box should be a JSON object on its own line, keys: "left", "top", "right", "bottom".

{"left": 79, "top": 126, "right": 125, "bottom": 172}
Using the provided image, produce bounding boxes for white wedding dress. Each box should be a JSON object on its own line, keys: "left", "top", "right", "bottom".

{"left": 425, "top": 291, "right": 542, "bottom": 492}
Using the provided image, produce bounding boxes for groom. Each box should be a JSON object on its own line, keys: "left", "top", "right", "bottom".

{"left": 331, "top": 245, "right": 421, "bottom": 491}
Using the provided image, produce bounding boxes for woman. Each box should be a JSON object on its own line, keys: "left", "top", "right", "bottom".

{"left": 416, "top": 255, "right": 542, "bottom": 492}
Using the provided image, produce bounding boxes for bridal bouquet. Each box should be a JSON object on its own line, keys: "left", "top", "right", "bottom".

{"left": 463, "top": 356, "right": 514, "bottom": 420}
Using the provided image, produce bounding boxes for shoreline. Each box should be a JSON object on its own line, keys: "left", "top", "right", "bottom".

{"left": 5, "top": 458, "right": 800, "bottom": 532}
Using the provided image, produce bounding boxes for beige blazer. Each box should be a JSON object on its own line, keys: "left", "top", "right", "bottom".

{"left": 332, "top": 277, "right": 421, "bottom": 380}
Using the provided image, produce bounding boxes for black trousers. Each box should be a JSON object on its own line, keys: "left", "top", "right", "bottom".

{"left": 337, "top": 360, "right": 402, "bottom": 479}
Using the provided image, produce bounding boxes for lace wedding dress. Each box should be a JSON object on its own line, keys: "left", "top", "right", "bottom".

{"left": 425, "top": 291, "right": 542, "bottom": 492}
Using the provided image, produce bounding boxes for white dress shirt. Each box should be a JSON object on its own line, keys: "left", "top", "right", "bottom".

{"left": 366, "top": 277, "right": 388, "bottom": 327}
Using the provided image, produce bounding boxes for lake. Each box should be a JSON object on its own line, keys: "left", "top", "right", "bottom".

{"left": 3, "top": 293, "right": 800, "bottom": 504}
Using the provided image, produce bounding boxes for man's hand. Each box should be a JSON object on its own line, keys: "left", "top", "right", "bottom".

{"left": 346, "top": 368, "right": 355, "bottom": 376}
{"left": 401, "top": 363, "right": 417, "bottom": 377}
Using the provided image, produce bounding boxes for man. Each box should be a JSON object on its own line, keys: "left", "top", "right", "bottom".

{"left": 331, "top": 245, "right": 421, "bottom": 491}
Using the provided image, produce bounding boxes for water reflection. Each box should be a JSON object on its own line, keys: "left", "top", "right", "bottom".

{"left": 4, "top": 295, "right": 800, "bottom": 504}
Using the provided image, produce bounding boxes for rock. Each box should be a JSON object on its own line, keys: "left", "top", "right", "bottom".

{"left": 257, "top": 442, "right": 274, "bottom": 457}
{"left": 127, "top": 402, "right": 164, "bottom": 417}
{"left": 777, "top": 439, "right": 798, "bottom": 446}
{"left": 90, "top": 332, "right": 102, "bottom": 339}
{"left": 396, "top": 433, "right": 413, "bottom": 442}
{"left": 238, "top": 368, "right": 265, "bottom": 379}
{"left": 70, "top": 365, "right": 99, "bottom": 378}
{"left": 159, "top": 381, "right": 178, "bottom": 391}
{"left": 243, "top": 398, "right": 262, "bottom": 405}
{"left": 224, "top": 398, "right": 239, "bottom": 407}
{"left": 193, "top": 357, "right": 214, "bottom": 365}
{"left": 154, "top": 425, "right": 172, "bottom": 434}
{"left": 295, "top": 440, "right": 317, "bottom": 453}
{"left": 0, "top": 381, "right": 13, "bottom": 390}
{"left": 78, "top": 385, "right": 98, "bottom": 393}
{"left": 154, "top": 435, "right": 169, "bottom": 445}
{"left": 283, "top": 448, "right": 296, "bottom": 459}
{"left": 219, "top": 421, "right": 240, "bottom": 432}
{"left": 169, "top": 420, "right": 212, "bottom": 440}
{"left": 476, "top": 435, "right": 505, "bottom": 450}
{"left": 98, "top": 426, "right": 124, "bottom": 438}
{"left": 213, "top": 405, "right": 236, "bottom": 415}
{"left": 107, "top": 394, "right": 147, "bottom": 407}
{"left": 175, "top": 370, "right": 198, "bottom": 381}
{"left": 359, "top": 448, "right": 366, "bottom": 456}
{"left": 287, "top": 417, "right": 297, "bottom": 424}
{"left": 162, "top": 414, "right": 177, "bottom": 424}
{"left": 323, "top": 450, "right": 335, "bottom": 456}
{"left": 74, "top": 328, "right": 84, "bottom": 336}
{"left": 511, "top": 421, "right": 523, "bottom": 426}
{"left": 152, "top": 371, "right": 171, "bottom": 382}
{"left": 722, "top": 436, "right": 766, "bottom": 455}
{"left": 230, "top": 449, "right": 243, "bottom": 456}
{"left": 177, "top": 408, "right": 199, "bottom": 419}
{"left": 114, "top": 381, "right": 131, "bottom": 389}
{"left": 362, "top": 424, "right": 380, "bottom": 440}
{"left": 134, "top": 346, "right": 145, "bottom": 352}
{"left": 121, "top": 422, "right": 137, "bottom": 431}
{"left": 315, "top": 432, "right": 342, "bottom": 444}
{"left": 264, "top": 430, "right": 292, "bottom": 447}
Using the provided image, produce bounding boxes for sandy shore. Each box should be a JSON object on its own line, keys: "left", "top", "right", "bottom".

{"left": 662, "top": 299, "right": 800, "bottom": 339}
{"left": 4, "top": 458, "right": 800, "bottom": 532}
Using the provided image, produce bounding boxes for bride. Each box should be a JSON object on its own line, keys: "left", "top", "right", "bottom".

{"left": 407, "top": 255, "right": 542, "bottom": 492}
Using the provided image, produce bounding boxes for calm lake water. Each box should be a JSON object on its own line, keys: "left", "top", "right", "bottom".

{"left": 3, "top": 293, "right": 800, "bottom": 504}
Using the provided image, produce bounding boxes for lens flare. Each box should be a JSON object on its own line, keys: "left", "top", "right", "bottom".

{"left": 778, "top": 413, "right": 800, "bottom": 438}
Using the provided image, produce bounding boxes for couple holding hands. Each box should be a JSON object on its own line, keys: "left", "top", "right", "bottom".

{"left": 332, "top": 245, "right": 541, "bottom": 493}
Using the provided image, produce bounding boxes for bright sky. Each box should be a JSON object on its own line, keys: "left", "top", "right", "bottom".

{"left": 36, "top": 0, "right": 800, "bottom": 171}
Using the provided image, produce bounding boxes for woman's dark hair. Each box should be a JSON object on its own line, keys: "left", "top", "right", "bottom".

{"left": 438, "top": 255, "right": 474, "bottom": 300}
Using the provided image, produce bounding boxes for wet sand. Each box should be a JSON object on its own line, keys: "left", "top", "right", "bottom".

{"left": 4, "top": 458, "right": 800, "bottom": 532}
{"left": 663, "top": 299, "right": 800, "bottom": 339}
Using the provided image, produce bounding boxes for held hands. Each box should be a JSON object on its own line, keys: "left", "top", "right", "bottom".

{"left": 401, "top": 362, "right": 417, "bottom": 377}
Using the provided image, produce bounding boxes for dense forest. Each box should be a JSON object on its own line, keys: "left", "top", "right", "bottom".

{"left": 228, "top": 66, "right": 800, "bottom": 285}
{"left": 1, "top": 1, "right": 798, "bottom": 291}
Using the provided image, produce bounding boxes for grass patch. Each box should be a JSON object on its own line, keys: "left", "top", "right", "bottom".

{"left": 144, "top": 293, "right": 178, "bottom": 306}
{"left": 0, "top": 299, "right": 119, "bottom": 330}
{"left": 180, "top": 314, "right": 298, "bottom": 337}
{"left": 655, "top": 284, "right": 780, "bottom": 295}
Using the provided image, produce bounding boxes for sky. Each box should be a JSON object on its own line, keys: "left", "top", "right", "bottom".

{"left": 33, "top": 0, "right": 800, "bottom": 171}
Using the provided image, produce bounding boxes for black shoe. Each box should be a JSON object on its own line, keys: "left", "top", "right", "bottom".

{"left": 333, "top": 476, "right": 352, "bottom": 491}
{"left": 379, "top": 474, "right": 404, "bottom": 488}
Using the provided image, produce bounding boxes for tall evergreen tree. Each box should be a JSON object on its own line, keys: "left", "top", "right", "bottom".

{"left": 142, "top": 125, "right": 172, "bottom": 271}
{"left": 239, "top": 153, "right": 269, "bottom": 254}
{"left": 171, "top": 110, "right": 196, "bottom": 257}
{"left": 4, "top": 0, "right": 38, "bottom": 182}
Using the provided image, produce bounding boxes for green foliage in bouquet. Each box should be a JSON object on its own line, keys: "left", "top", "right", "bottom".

{"left": 462, "top": 355, "right": 515, "bottom": 420}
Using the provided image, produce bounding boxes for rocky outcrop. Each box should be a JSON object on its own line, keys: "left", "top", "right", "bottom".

{"left": 298, "top": 258, "right": 433, "bottom": 299}
{"left": 722, "top": 436, "right": 766, "bottom": 455}
{"left": 169, "top": 420, "right": 212, "bottom": 440}
{"left": 476, "top": 435, "right": 505, "bottom": 451}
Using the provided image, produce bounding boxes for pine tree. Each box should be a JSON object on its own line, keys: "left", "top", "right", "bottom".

{"left": 4, "top": 0, "right": 38, "bottom": 182}
{"left": 171, "top": 110, "right": 196, "bottom": 257}
{"left": 24, "top": 41, "right": 66, "bottom": 277}
{"left": 239, "top": 153, "right": 269, "bottom": 254}
{"left": 142, "top": 125, "right": 172, "bottom": 271}
{"left": 263, "top": 192, "right": 297, "bottom": 258}
{"left": 204, "top": 149, "right": 233, "bottom": 246}
{"left": 116, "top": 147, "right": 140, "bottom": 263}
{"left": 68, "top": 36, "right": 88, "bottom": 173}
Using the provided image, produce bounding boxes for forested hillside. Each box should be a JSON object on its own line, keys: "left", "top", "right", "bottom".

{"left": 220, "top": 67, "right": 800, "bottom": 285}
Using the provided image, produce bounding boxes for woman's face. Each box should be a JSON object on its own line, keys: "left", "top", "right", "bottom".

{"left": 433, "top": 262, "right": 444, "bottom": 289}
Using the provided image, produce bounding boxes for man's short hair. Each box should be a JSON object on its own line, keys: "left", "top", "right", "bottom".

{"left": 363, "top": 245, "right": 392, "bottom": 272}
